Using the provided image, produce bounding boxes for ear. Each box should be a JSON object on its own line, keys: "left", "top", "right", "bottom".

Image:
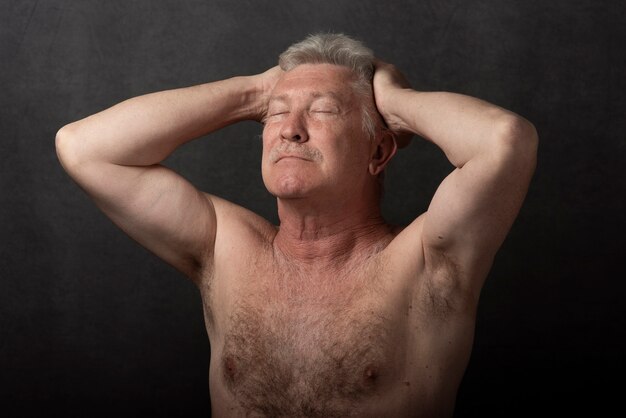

{"left": 368, "top": 130, "right": 398, "bottom": 176}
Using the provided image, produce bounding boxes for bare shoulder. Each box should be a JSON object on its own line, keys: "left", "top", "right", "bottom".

{"left": 383, "top": 215, "right": 427, "bottom": 275}
{"left": 205, "top": 194, "right": 276, "bottom": 269}
{"left": 210, "top": 195, "right": 276, "bottom": 237}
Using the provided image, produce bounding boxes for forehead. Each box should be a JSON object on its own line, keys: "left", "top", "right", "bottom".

{"left": 271, "top": 64, "right": 356, "bottom": 101}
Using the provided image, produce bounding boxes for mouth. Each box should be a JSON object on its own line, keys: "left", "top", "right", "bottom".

{"left": 268, "top": 145, "right": 323, "bottom": 164}
{"left": 277, "top": 155, "right": 310, "bottom": 162}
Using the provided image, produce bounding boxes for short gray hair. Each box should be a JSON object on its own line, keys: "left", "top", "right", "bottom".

{"left": 278, "top": 33, "right": 380, "bottom": 140}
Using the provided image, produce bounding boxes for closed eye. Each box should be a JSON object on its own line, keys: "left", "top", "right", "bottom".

{"left": 267, "top": 111, "right": 289, "bottom": 120}
{"left": 311, "top": 108, "right": 339, "bottom": 115}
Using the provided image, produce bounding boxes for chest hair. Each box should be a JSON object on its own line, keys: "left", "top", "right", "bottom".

{"left": 219, "top": 252, "right": 401, "bottom": 417}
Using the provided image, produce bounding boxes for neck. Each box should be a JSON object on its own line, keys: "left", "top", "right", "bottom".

{"left": 273, "top": 194, "right": 392, "bottom": 272}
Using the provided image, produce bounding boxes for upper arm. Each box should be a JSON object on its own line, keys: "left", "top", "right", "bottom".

{"left": 56, "top": 130, "right": 216, "bottom": 281}
{"left": 420, "top": 117, "right": 538, "bottom": 294}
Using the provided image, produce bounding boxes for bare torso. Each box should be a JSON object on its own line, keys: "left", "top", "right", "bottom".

{"left": 54, "top": 36, "right": 536, "bottom": 417}
{"left": 199, "top": 203, "right": 477, "bottom": 417}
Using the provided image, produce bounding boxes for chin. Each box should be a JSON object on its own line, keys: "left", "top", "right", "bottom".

{"left": 263, "top": 174, "right": 315, "bottom": 199}
{"left": 266, "top": 181, "right": 308, "bottom": 199}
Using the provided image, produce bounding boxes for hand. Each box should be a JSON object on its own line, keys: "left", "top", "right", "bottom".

{"left": 252, "top": 65, "right": 284, "bottom": 122}
{"left": 373, "top": 59, "right": 413, "bottom": 148}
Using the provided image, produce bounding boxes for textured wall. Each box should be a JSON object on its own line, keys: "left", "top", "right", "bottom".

{"left": 1, "top": 0, "right": 624, "bottom": 416}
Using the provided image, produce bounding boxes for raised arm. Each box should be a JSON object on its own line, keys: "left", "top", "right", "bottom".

{"left": 374, "top": 60, "right": 538, "bottom": 299}
{"left": 56, "top": 67, "right": 283, "bottom": 281}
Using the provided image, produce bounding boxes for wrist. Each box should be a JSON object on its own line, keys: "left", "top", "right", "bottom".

{"left": 379, "top": 88, "right": 415, "bottom": 134}
{"left": 227, "top": 75, "right": 268, "bottom": 122}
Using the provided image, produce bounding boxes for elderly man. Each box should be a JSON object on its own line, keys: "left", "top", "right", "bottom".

{"left": 56, "top": 33, "right": 537, "bottom": 417}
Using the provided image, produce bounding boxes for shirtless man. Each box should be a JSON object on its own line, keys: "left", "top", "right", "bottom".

{"left": 55, "top": 34, "right": 537, "bottom": 417}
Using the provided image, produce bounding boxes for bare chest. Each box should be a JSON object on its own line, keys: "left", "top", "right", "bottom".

{"left": 207, "top": 254, "right": 412, "bottom": 416}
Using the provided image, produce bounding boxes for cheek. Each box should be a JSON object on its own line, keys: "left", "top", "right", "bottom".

{"left": 261, "top": 127, "right": 276, "bottom": 157}
{"left": 260, "top": 132, "right": 273, "bottom": 180}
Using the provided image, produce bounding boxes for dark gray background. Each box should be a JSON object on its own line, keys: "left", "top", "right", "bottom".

{"left": 1, "top": 0, "right": 624, "bottom": 416}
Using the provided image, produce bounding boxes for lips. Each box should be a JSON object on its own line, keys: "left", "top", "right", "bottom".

{"left": 276, "top": 154, "right": 310, "bottom": 162}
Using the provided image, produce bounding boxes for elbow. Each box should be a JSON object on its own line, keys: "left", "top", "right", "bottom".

{"left": 55, "top": 123, "right": 83, "bottom": 173}
{"left": 493, "top": 115, "right": 538, "bottom": 169}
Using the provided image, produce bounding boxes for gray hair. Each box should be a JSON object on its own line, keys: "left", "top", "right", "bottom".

{"left": 278, "top": 33, "right": 381, "bottom": 140}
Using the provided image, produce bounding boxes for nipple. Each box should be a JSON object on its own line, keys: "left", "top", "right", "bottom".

{"left": 363, "top": 364, "right": 379, "bottom": 383}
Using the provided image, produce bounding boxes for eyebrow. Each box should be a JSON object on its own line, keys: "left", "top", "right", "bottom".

{"left": 269, "top": 91, "right": 345, "bottom": 105}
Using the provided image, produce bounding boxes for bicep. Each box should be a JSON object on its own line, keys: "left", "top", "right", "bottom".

{"left": 421, "top": 137, "right": 537, "bottom": 285}
{"left": 72, "top": 162, "right": 216, "bottom": 279}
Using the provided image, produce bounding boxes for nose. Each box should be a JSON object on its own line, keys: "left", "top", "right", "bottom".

{"left": 279, "top": 113, "right": 309, "bottom": 143}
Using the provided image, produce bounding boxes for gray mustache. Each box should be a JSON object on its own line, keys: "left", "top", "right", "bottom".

{"left": 268, "top": 144, "right": 323, "bottom": 163}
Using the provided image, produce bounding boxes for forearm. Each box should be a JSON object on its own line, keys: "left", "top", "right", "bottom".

{"left": 56, "top": 76, "right": 262, "bottom": 167}
{"left": 385, "top": 89, "right": 535, "bottom": 167}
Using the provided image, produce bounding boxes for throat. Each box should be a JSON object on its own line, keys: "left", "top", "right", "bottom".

{"left": 272, "top": 217, "right": 394, "bottom": 272}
